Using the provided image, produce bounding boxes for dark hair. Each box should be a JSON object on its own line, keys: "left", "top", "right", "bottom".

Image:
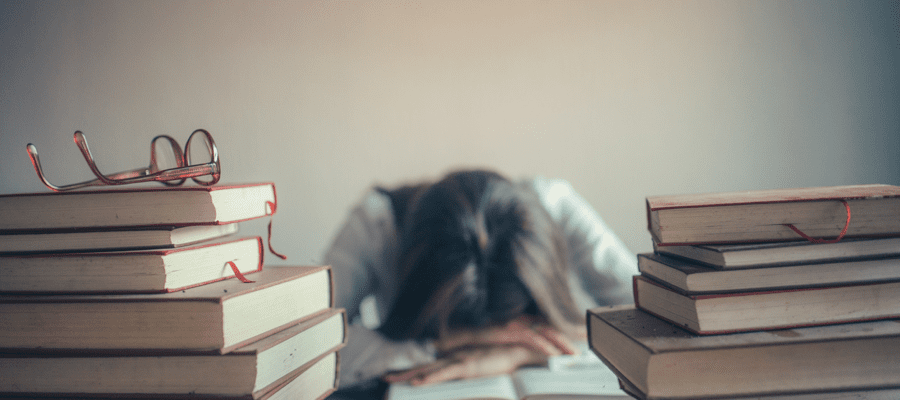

{"left": 377, "top": 169, "right": 584, "bottom": 341}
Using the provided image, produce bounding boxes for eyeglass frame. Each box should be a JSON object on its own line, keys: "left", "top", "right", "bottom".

{"left": 26, "top": 129, "right": 221, "bottom": 192}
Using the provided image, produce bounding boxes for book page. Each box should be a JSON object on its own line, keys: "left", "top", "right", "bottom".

{"left": 386, "top": 375, "right": 518, "bottom": 400}
{"left": 513, "top": 353, "right": 627, "bottom": 397}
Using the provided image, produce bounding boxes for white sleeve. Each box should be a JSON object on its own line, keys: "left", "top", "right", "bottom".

{"left": 529, "top": 178, "right": 638, "bottom": 309}
{"left": 323, "top": 189, "right": 394, "bottom": 320}
{"left": 323, "top": 190, "right": 436, "bottom": 388}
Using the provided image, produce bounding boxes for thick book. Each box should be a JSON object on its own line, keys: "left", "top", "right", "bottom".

{"left": 0, "top": 265, "right": 333, "bottom": 352}
{"left": 633, "top": 275, "right": 900, "bottom": 334}
{"left": 637, "top": 252, "right": 900, "bottom": 294}
{"left": 0, "top": 308, "right": 346, "bottom": 398}
{"left": 617, "top": 376, "right": 900, "bottom": 400}
{"left": 0, "top": 223, "right": 239, "bottom": 254}
{"left": 0, "top": 182, "right": 277, "bottom": 232}
{"left": 259, "top": 349, "right": 340, "bottom": 400}
{"left": 386, "top": 352, "right": 629, "bottom": 400}
{"left": 0, "top": 353, "right": 340, "bottom": 400}
{"left": 587, "top": 305, "right": 900, "bottom": 399}
{"left": 652, "top": 236, "right": 900, "bottom": 269}
{"left": 646, "top": 184, "right": 900, "bottom": 245}
{"left": 0, "top": 236, "right": 263, "bottom": 293}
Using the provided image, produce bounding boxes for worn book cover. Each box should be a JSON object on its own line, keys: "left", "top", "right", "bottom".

{"left": 646, "top": 184, "right": 900, "bottom": 245}
{"left": 588, "top": 305, "right": 900, "bottom": 399}
{"left": 0, "top": 265, "right": 333, "bottom": 353}
{"left": 0, "top": 182, "right": 277, "bottom": 232}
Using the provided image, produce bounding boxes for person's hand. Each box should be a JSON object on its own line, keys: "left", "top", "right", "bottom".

{"left": 383, "top": 344, "right": 545, "bottom": 386}
{"left": 436, "top": 315, "right": 577, "bottom": 357}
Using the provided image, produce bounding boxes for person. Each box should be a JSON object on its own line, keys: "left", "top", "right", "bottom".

{"left": 323, "top": 169, "right": 636, "bottom": 398}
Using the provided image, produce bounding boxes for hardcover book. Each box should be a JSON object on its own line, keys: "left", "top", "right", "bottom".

{"left": 0, "top": 182, "right": 277, "bottom": 232}
{"left": 637, "top": 252, "right": 900, "bottom": 294}
{"left": 617, "top": 375, "right": 900, "bottom": 400}
{"left": 0, "top": 236, "right": 263, "bottom": 293}
{"left": 587, "top": 305, "right": 900, "bottom": 399}
{"left": 0, "top": 266, "right": 333, "bottom": 352}
{"left": 633, "top": 275, "right": 900, "bottom": 334}
{"left": 652, "top": 237, "right": 900, "bottom": 269}
{"left": 646, "top": 184, "right": 900, "bottom": 245}
{"left": 0, "top": 309, "right": 347, "bottom": 398}
{"left": 0, "top": 223, "right": 239, "bottom": 254}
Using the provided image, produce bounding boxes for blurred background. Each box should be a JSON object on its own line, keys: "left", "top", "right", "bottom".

{"left": 1, "top": 0, "right": 898, "bottom": 263}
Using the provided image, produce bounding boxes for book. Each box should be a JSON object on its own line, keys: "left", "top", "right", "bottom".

{"left": 6, "top": 350, "right": 341, "bottom": 400}
{"left": 0, "top": 308, "right": 346, "bottom": 398}
{"left": 652, "top": 237, "right": 900, "bottom": 269}
{"left": 385, "top": 351, "right": 629, "bottom": 400}
{"left": 0, "top": 223, "right": 239, "bottom": 254}
{"left": 633, "top": 275, "right": 900, "bottom": 334}
{"left": 0, "top": 236, "right": 263, "bottom": 293}
{"left": 646, "top": 184, "right": 900, "bottom": 245}
{"left": 0, "top": 351, "right": 339, "bottom": 400}
{"left": 0, "top": 265, "right": 333, "bottom": 352}
{"left": 587, "top": 305, "right": 900, "bottom": 399}
{"left": 0, "top": 182, "right": 277, "bottom": 232}
{"left": 617, "top": 375, "right": 900, "bottom": 400}
{"left": 637, "top": 252, "right": 900, "bottom": 294}
{"left": 260, "top": 349, "right": 341, "bottom": 400}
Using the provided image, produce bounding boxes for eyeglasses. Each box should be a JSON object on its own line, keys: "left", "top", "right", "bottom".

{"left": 27, "top": 129, "right": 221, "bottom": 192}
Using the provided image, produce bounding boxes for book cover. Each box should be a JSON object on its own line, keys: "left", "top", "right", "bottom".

{"left": 0, "top": 352, "right": 341, "bottom": 400}
{"left": 0, "top": 223, "right": 239, "bottom": 254}
{"left": 0, "top": 309, "right": 347, "bottom": 398}
{"left": 587, "top": 305, "right": 900, "bottom": 399}
{"left": 0, "top": 182, "right": 277, "bottom": 232}
{"left": 633, "top": 275, "right": 900, "bottom": 334}
{"left": 0, "top": 266, "right": 333, "bottom": 353}
{"left": 617, "top": 375, "right": 900, "bottom": 400}
{"left": 652, "top": 237, "right": 900, "bottom": 269}
{"left": 646, "top": 184, "right": 900, "bottom": 245}
{"left": 0, "top": 236, "right": 263, "bottom": 293}
{"left": 637, "top": 252, "right": 900, "bottom": 294}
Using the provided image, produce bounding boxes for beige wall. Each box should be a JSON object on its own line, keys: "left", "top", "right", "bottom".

{"left": 1, "top": 0, "right": 898, "bottom": 263}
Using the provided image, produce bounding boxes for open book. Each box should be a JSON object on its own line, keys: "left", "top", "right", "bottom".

{"left": 385, "top": 351, "right": 630, "bottom": 400}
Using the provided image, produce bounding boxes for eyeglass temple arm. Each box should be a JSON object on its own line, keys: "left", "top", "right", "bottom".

{"left": 26, "top": 138, "right": 110, "bottom": 192}
{"left": 26, "top": 132, "right": 153, "bottom": 192}
{"left": 73, "top": 131, "right": 128, "bottom": 186}
{"left": 27, "top": 143, "right": 72, "bottom": 192}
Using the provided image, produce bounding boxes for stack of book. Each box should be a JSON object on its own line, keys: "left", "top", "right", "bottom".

{"left": 588, "top": 184, "right": 900, "bottom": 399}
{"left": 0, "top": 183, "right": 346, "bottom": 399}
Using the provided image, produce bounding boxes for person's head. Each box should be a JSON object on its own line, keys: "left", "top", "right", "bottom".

{"left": 378, "top": 169, "right": 583, "bottom": 341}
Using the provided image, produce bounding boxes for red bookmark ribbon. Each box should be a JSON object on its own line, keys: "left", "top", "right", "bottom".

{"left": 226, "top": 261, "right": 255, "bottom": 283}
{"left": 265, "top": 200, "right": 288, "bottom": 260}
{"left": 783, "top": 200, "right": 851, "bottom": 244}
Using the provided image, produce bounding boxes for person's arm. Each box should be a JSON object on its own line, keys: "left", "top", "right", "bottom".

{"left": 529, "top": 178, "right": 637, "bottom": 308}
{"left": 323, "top": 190, "right": 437, "bottom": 388}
